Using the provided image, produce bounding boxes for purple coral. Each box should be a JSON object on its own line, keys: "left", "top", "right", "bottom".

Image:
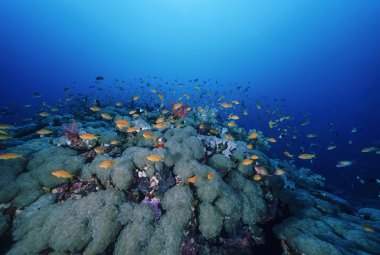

{"left": 62, "top": 122, "right": 79, "bottom": 144}
{"left": 141, "top": 197, "right": 161, "bottom": 220}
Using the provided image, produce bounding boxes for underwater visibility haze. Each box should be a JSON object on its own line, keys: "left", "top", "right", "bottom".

{"left": 1, "top": 1, "right": 380, "bottom": 254}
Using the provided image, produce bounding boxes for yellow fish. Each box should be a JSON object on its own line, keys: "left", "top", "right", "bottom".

{"left": 298, "top": 154, "right": 316, "bottom": 159}
{"left": 0, "top": 153, "right": 23, "bottom": 160}
{"left": 274, "top": 169, "right": 286, "bottom": 175}
{"left": 36, "top": 129, "right": 53, "bottom": 135}
{"left": 89, "top": 106, "right": 101, "bottom": 112}
{"left": 51, "top": 170, "right": 73, "bottom": 179}
{"left": 147, "top": 154, "right": 164, "bottom": 162}
{"left": 0, "top": 124, "right": 12, "bottom": 129}
{"left": 283, "top": 151, "right": 293, "bottom": 158}
{"left": 0, "top": 135, "right": 11, "bottom": 140}
{"left": 79, "top": 133, "right": 98, "bottom": 140}
{"left": 99, "top": 160, "right": 115, "bottom": 168}
{"left": 39, "top": 112, "right": 50, "bottom": 117}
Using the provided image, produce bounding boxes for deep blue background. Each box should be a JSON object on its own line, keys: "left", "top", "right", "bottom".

{"left": 1, "top": 0, "right": 379, "bottom": 200}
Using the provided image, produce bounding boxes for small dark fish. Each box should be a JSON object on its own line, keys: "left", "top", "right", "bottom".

{"left": 96, "top": 76, "right": 104, "bottom": 81}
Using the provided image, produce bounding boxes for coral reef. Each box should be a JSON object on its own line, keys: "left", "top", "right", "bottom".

{"left": 1, "top": 103, "right": 379, "bottom": 255}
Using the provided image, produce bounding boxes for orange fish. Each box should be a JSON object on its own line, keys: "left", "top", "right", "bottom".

{"left": 51, "top": 170, "right": 73, "bottom": 179}
{"left": 242, "top": 159, "right": 253, "bottom": 165}
{"left": 0, "top": 153, "right": 23, "bottom": 160}
{"left": 154, "top": 122, "right": 170, "bottom": 129}
{"left": 101, "top": 113, "right": 113, "bottom": 120}
{"left": 143, "top": 131, "right": 155, "bottom": 139}
{"left": 79, "top": 133, "right": 98, "bottom": 140}
{"left": 156, "top": 117, "right": 164, "bottom": 123}
{"left": 188, "top": 176, "right": 199, "bottom": 183}
{"left": 227, "top": 121, "right": 236, "bottom": 127}
{"left": 253, "top": 174, "right": 262, "bottom": 181}
{"left": 94, "top": 146, "right": 105, "bottom": 154}
{"left": 207, "top": 172, "right": 215, "bottom": 180}
{"left": 248, "top": 132, "right": 259, "bottom": 139}
{"left": 132, "top": 95, "right": 139, "bottom": 101}
{"left": 225, "top": 134, "right": 234, "bottom": 140}
{"left": 147, "top": 154, "right": 163, "bottom": 162}
{"left": 173, "top": 103, "right": 183, "bottom": 111}
{"left": 110, "top": 140, "right": 119, "bottom": 145}
{"left": 268, "top": 138, "right": 277, "bottom": 143}
{"left": 115, "top": 119, "right": 130, "bottom": 129}
{"left": 274, "top": 169, "right": 286, "bottom": 175}
{"left": 250, "top": 155, "right": 259, "bottom": 160}
{"left": 221, "top": 102, "right": 233, "bottom": 108}
{"left": 247, "top": 144, "right": 253, "bottom": 149}
{"left": 228, "top": 114, "right": 239, "bottom": 120}
{"left": 126, "top": 126, "right": 140, "bottom": 133}
{"left": 99, "top": 160, "right": 115, "bottom": 168}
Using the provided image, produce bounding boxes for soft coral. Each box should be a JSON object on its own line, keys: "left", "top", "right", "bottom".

{"left": 172, "top": 105, "right": 190, "bottom": 118}
{"left": 62, "top": 122, "right": 79, "bottom": 144}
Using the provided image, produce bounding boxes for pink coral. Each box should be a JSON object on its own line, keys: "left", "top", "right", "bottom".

{"left": 172, "top": 105, "right": 190, "bottom": 118}
{"left": 62, "top": 122, "right": 79, "bottom": 144}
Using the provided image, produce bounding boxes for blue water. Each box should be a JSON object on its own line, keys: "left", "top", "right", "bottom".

{"left": 1, "top": 0, "right": 380, "bottom": 201}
